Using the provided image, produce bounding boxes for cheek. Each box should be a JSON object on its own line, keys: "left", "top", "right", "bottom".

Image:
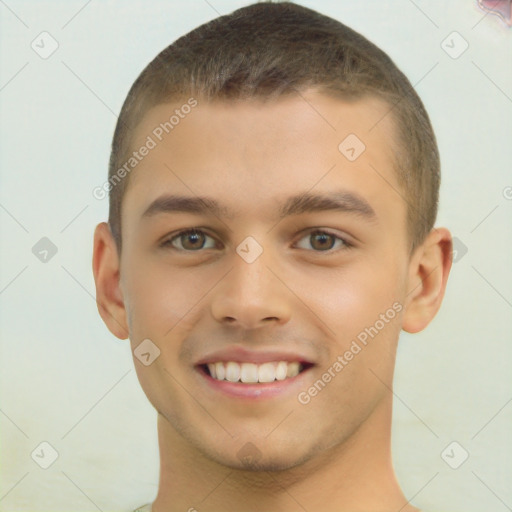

{"left": 306, "top": 260, "right": 405, "bottom": 388}
{"left": 301, "top": 265, "right": 404, "bottom": 409}
{"left": 306, "top": 260, "right": 403, "bottom": 334}
{"left": 122, "top": 255, "right": 198, "bottom": 339}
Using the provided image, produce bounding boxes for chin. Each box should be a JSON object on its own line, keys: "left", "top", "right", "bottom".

{"left": 202, "top": 441, "right": 316, "bottom": 474}
{"left": 217, "top": 454, "right": 307, "bottom": 473}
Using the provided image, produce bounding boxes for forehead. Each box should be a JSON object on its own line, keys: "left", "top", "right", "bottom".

{"left": 122, "top": 92, "right": 403, "bottom": 229}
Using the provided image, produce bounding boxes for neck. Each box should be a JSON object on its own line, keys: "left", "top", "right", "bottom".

{"left": 151, "top": 395, "right": 418, "bottom": 512}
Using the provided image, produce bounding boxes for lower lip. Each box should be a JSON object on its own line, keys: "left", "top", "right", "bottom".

{"left": 196, "top": 365, "right": 313, "bottom": 400}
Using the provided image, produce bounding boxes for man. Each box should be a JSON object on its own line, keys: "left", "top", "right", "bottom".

{"left": 92, "top": 2, "right": 452, "bottom": 511}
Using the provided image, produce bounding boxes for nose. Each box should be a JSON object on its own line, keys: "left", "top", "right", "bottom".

{"left": 210, "top": 246, "right": 292, "bottom": 330}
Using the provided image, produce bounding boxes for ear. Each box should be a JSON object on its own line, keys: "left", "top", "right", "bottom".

{"left": 402, "top": 227, "right": 453, "bottom": 333}
{"left": 92, "top": 222, "right": 129, "bottom": 339}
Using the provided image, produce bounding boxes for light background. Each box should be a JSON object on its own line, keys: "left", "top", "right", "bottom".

{"left": 0, "top": 0, "right": 511, "bottom": 511}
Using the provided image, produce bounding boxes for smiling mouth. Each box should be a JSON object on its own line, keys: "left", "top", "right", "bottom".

{"left": 198, "top": 361, "right": 314, "bottom": 384}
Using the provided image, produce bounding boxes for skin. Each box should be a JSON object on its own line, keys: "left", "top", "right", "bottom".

{"left": 93, "top": 90, "right": 452, "bottom": 512}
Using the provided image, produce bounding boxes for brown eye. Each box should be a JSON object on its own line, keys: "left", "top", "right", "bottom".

{"left": 295, "top": 229, "right": 350, "bottom": 252}
{"left": 163, "top": 229, "right": 216, "bottom": 251}
{"left": 310, "top": 231, "right": 336, "bottom": 251}
{"left": 181, "top": 230, "right": 205, "bottom": 250}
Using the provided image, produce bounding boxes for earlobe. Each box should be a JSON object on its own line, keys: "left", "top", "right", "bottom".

{"left": 92, "top": 222, "right": 129, "bottom": 340}
{"left": 402, "top": 227, "right": 453, "bottom": 334}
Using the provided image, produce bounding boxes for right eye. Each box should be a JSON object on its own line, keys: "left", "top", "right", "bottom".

{"left": 160, "top": 228, "right": 218, "bottom": 252}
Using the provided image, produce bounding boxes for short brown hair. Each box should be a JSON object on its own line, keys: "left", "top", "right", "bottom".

{"left": 107, "top": 0, "right": 440, "bottom": 255}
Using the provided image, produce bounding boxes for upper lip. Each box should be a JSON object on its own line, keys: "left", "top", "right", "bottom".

{"left": 195, "top": 345, "right": 316, "bottom": 366}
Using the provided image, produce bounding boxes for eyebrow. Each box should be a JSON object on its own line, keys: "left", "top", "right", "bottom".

{"left": 141, "top": 190, "right": 376, "bottom": 221}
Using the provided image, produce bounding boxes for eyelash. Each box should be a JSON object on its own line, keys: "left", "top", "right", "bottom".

{"left": 160, "top": 227, "right": 353, "bottom": 253}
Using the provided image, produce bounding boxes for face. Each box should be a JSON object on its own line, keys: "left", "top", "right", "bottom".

{"left": 117, "top": 91, "right": 412, "bottom": 471}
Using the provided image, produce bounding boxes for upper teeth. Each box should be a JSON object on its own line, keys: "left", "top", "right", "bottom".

{"left": 207, "top": 361, "right": 302, "bottom": 383}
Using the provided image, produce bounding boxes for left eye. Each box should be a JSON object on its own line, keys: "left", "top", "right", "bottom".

{"left": 161, "top": 228, "right": 350, "bottom": 252}
{"left": 294, "top": 230, "right": 349, "bottom": 252}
